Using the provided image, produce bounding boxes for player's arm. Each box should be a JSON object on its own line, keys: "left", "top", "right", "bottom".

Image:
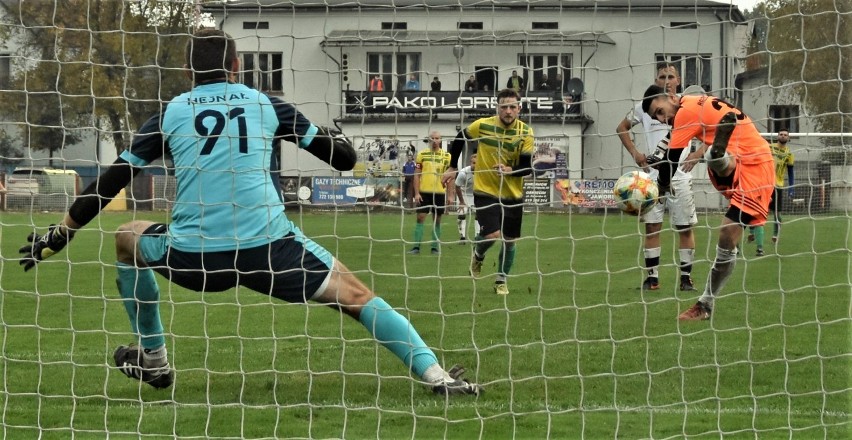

{"left": 496, "top": 153, "right": 532, "bottom": 177}
{"left": 20, "top": 115, "right": 163, "bottom": 271}
{"left": 616, "top": 114, "right": 647, "bottom": 169}
{"left": 412, "top": 158, "right": 423, "bottom": 202}
{"left": 786, "top": 164, "right": 795, "bottom": 196}
{"left": 454, "top": 172, "right": 466, "bottom": 206}
{"left": 442, "top": 127, "right": 470, "bottom": 186}
{"left": 270, "top": 96, "right": 357, "bottom": 171}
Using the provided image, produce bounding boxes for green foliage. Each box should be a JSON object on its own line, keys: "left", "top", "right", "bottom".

{"left": 0, "top": 128, "right": 24, "bottom": 166}
{"left": 747, "top": 0, "right": 852, "bottom": 133}
{"left": 0, "top": 0, "right": 199, "bottom": 156}
{"left": 1, "top": 211, "right": 850, "bottom": 438}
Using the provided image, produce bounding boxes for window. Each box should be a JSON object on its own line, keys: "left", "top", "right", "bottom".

{"left": 656, "top": 53, "right": 712, "bottom": 92}
{"left": 769, "top": 105, "right": 799, "bottom": 133}
{"left": 381, "top": 22, "right": 407, "bottom": 30}
{"left": 240, "top": 53, "right": 283, "bottom": 92}
{"left": 367, "top": 52, "right": 421, "bottom": 91}
{"left": 519, "top": 54, "right": 572, "bottom": 92}
{"left": 243, "top": 22, "right": 269, "bottom": 30}
{"left": 532, "top": 22, "right": 559, "bottom": 30}
{"left": 670, "top": 22, "right": 698, "bottom": 29}
{"left": 458, "top": 22, "right": 484, "bottom": 30}
{"left": 0, "top": 54, "right": 10, "bottom": 89}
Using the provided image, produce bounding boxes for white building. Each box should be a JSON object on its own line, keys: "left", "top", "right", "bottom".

{"left": 204, "top": 0, "right": 747, "bottom": 194}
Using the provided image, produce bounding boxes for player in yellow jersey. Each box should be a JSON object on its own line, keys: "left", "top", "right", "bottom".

{"left": 747, "top": 127, "right": 795, "bottom": 256}
{"left": 409, "top": 131, "right": 453, "bottom": 255}
{"left": 442, "top": 88, "right": 534, "bottom": 295}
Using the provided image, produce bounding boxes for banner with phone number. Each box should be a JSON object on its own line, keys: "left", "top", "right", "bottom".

{"left": 523, "top": 178, "right": 618, "bottom": 209}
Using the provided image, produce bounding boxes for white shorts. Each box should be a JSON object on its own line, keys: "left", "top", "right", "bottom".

{"left": 642, "top": 178, "right": 698, "bottom": 226}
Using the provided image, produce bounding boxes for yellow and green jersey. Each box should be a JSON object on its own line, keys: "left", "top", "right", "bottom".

{"left": 415, "top": 148, "right": 452, "bottom": 194}
{"left": 466, "top": 116, "right": 534, "bottom": 201}
{"left": 770, "top": 142, "right": 794, "bottom": 187}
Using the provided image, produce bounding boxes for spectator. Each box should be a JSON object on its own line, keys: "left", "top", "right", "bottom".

{"left": 464, "top": 75, "right": 478, "bottom": 93}
{"left": 369, "top": 75, "right": 385, "bottom": 92}
{"left": 430, "top": 77, "right": 442, "bottom": 92}
{"left": 506, "top": 70, "right": 525, "bottom": 93}
{"left": 539, "top": 73, "right": 551, "bottom": 91}
{"left": 405, "top": 74, "right": 420, "bottom": 91}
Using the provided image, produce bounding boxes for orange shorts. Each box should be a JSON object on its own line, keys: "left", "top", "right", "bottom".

{"left": 709, "top": 160, "right": 775, "bottom": 225}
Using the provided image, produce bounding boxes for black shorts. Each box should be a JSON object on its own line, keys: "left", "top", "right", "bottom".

{"left": 474, "top": 194, "right": 524, "bottom": 239}
{"left": 769, "top": 187, "right": 782, "bottom": 212}
{"left": 140, "top": 224, "right": 333, "bottom": 303}
{"left": 416, "top": 192, "right": 446, "bottom": 215}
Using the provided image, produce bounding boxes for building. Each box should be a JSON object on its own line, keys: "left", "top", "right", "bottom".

{"left": 205, "top": 0, "right": 745, "bottom": 182}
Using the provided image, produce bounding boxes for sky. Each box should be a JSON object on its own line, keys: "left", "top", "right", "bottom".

{"left": 727, "top": 0, "right": 761, "bottom": 12}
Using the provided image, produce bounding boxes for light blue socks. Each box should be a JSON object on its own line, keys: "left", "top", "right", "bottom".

{"left": 358, "top": 297, "right": 438, "bottom": 378}
{"left": 116, "top": 262, "right": 164, "bottom": 350}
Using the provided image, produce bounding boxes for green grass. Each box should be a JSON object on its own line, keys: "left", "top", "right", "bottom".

{"left": 1, "top": 210, "right": 850, "bottom": 439}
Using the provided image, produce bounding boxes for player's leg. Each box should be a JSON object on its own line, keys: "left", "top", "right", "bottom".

{"left": 681, "top": 161, "right": 774, "bottom": 320}
{"left": 112, "top": 221, "right": 173, "bottom": 389}
{"left": 253, "top": 230, "right": 480, "bottom": 395}
{"left": 771, "top": 187, "right": 782, "bottom": 242}
{"left": 470, "top": 195, "right": 502, "bottom": 277}
{"left": 753, "top": 224, "right": 766, "bottom": 256}
{"left": 679, "top": 214, "right": 743, "bottom": 321}
{"left": 430, "top": 194, "right": 445, "bottom": 254}
{"left": 704, "top": 112, "right": 738, "bottom": 177}
{"left": 457, "top": 205, "right": 467, "bottom": 242}
{"left": 670, "top": 178, "right": 698, "bottom": 291}
{"left": 316, "top": 259, "right": 481, "bottom": 395}
{"left": 494, "top": 204, "right": 523, "bottom": 295}
{"left": 410, "top": 202, "right": 430, "bottom": 254}
{"left": 641, "top": 201, "right": 664, "bottom": 290}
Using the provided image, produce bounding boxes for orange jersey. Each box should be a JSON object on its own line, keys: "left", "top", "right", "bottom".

{"left": 670, "top": 95, "right": 772, "bottom": 166}
{"left": 670, "top": 95, "right": 774, "bottom": 223}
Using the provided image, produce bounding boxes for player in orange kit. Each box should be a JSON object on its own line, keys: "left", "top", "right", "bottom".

{"left": 642, "top": 85, "right": 774, "bottom": 321}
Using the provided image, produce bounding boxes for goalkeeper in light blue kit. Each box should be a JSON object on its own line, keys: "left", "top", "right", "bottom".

{"left": 18, "top": 29, "right": 480, "bottom": 396}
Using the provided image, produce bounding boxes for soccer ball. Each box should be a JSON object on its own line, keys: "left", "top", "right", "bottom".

{"left": 613, "top": 171, "right": 659, "bottom": 216}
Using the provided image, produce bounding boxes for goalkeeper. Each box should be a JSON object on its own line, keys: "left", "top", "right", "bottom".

{"left": 19, "top": 29, "right": 480, "bottom": 396}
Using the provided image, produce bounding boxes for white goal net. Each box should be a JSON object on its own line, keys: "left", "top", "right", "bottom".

{"left": 0, "top": 0, "right": 849, "bottom": 438}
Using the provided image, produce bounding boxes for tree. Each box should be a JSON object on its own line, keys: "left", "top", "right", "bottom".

{"left": 0, "top": 0, "right": 201, "bottom": 157}
{"left": 0, "top": 128, "right": 24, "bottom": 167}
{"left": 746, "top": 0, "right": 851, "bottom": 134}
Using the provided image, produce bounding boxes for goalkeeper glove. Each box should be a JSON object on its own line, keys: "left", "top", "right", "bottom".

{"left": 19, "top": 224, "right": 74, "bottom": 271}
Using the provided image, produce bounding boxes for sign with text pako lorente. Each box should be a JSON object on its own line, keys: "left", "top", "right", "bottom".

{"left": 345, "top": 91, "right": 579, "bottom": 115}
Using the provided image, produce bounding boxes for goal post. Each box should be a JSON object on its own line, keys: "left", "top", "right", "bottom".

{"left": 0, "top": 1, "right": 849, "bottom": 438}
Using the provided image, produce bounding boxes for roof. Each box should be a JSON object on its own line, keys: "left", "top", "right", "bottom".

{"left": 321, "top": 29, "right": 615, "bottom": 47}
{"left": 204, "top": 0, "right": 746, "bottom": 22}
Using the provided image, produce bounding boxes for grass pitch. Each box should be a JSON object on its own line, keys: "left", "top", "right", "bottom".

{"left": 0, "top": 210, "right": 849, "bottom": 439}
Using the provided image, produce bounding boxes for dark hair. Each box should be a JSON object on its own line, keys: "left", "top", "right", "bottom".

{"left": 778, "top": 127, "right": 790, "bottom": 134}
{"left": 186, "top": 28, "right": 237, "bottom": 84}
{"left": 641, "top": 84, "right": 666, "bottom": 114}
{"left": 497, "top": 88, "right": 521, "bottom": 102}
{"left": 656, "top": 62, "right": 678, "bottom": 73}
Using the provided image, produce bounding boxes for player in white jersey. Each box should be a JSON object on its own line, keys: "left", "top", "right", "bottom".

{"left": 616, "top": 62, "right": 698, "bottom": 292}
{"left": 454, "top": 153, "right": 478, "bottom": 242}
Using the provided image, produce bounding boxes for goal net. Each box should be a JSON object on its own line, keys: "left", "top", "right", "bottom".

{"left": 0, "top": 0, "right": 849, "bottom": 438}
